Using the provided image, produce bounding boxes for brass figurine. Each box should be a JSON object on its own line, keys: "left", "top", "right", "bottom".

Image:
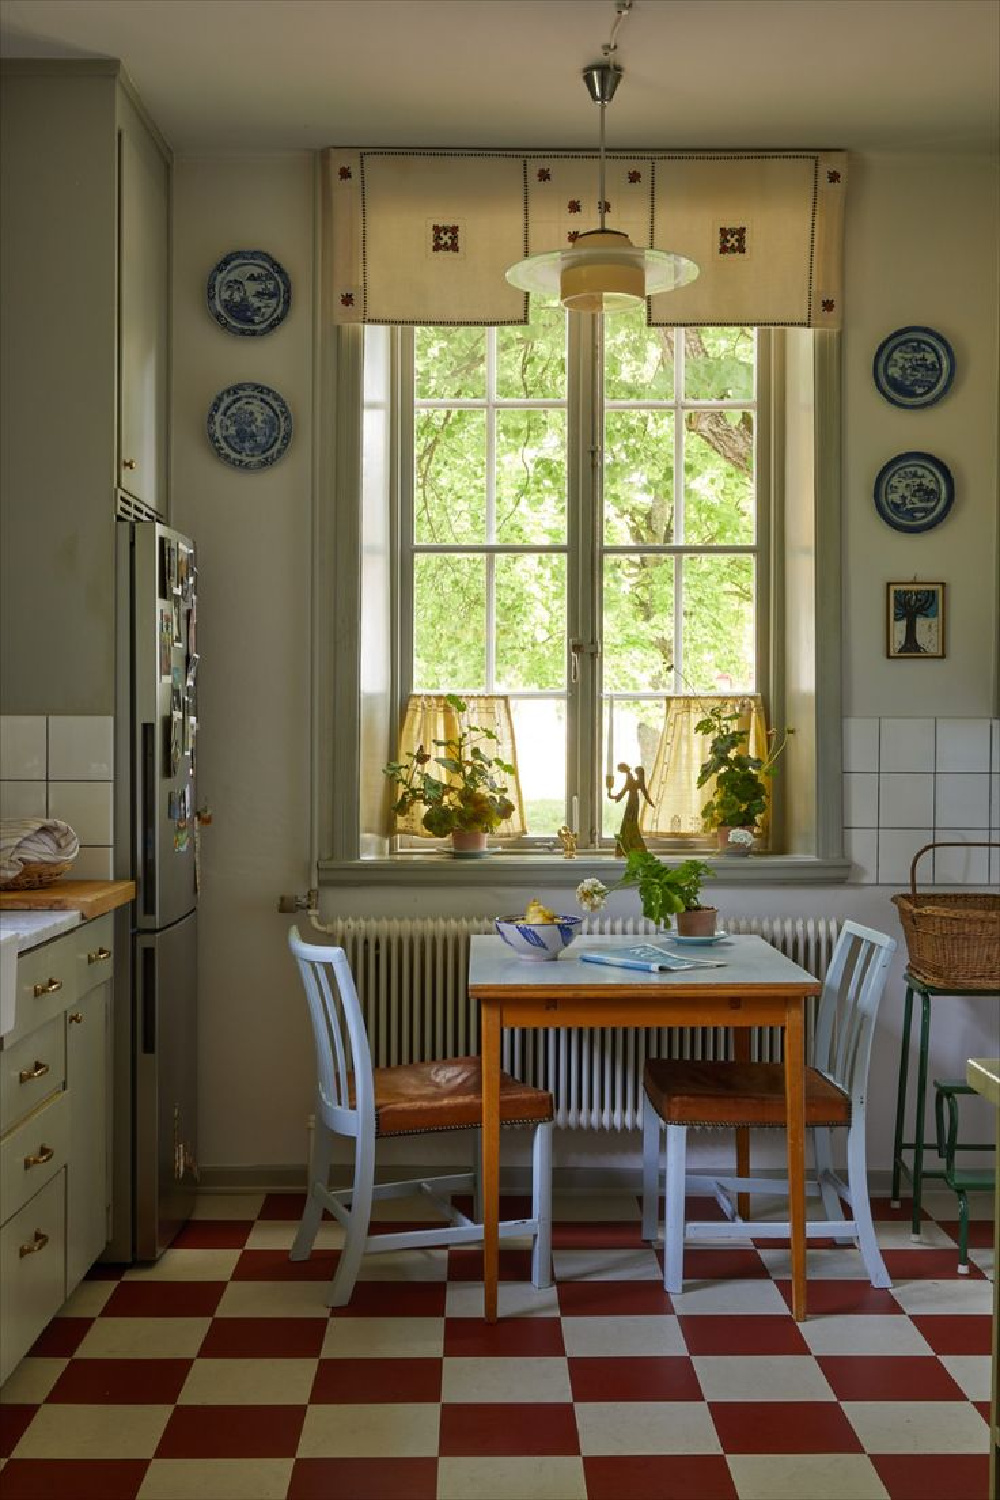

{"left": 556, "top": 825, "right": 578, "bottom": 859}
{"left": 608, "top": 762, "right": 654, "bottom": 857}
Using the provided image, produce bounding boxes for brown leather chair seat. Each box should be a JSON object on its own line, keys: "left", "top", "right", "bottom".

{"left": 643, "top": 1058, "right": 851, "bottom": 1129}
{"left": 367, "top": 1057, "right": 554, "bottom": 1137}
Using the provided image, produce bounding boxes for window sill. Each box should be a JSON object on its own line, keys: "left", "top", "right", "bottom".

{"left": 317, "top": 853, "right": 852, "bottom": 887}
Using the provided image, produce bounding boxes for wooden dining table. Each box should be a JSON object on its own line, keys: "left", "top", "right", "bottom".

{"left": 469, "top": 932, "right": 823, "bottom": 1323}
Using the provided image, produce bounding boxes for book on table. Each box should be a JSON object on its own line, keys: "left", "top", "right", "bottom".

{"left": 578, "top": 943, "right": 726, "bottom": 973}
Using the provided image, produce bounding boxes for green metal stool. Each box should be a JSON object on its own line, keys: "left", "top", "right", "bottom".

{"left": 932, "top": 1078, "right": 996, "bottom": 1272}
{"left": 891, "top": 971, "right": 999, "bottom": 1238}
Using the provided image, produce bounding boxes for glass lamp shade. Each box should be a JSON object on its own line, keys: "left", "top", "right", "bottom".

{"left": 506, "top": 229, "right": 699, "bottom": 313}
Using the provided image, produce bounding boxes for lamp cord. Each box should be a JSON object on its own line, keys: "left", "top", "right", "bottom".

{"left": 597, "top": 1, "right": 631, "bottom": 232}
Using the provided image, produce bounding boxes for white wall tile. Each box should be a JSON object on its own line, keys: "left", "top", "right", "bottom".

{"left": 935, "top": 718, "right": 991, "bottom": 772}
{"left": 879, "top": 718, "right": 936, "bottom": 772}
{"left": 71, "top": 846, "right": 114, "bottom": 880}
{"left": 991, "top": 721, "right": 1000, "bottom": 775}
{"left": 0, "top": 716, "right": 47, "bottom": 780}
{"left": 933, "top": 834, "right": 992, "bottom": 886}
{"left": 879, "top": 773, "right": 934, "bottom": 828}
{"left": 935, "top": 773, "right": 990, "bottom": 829}
{"left": 991, "top": 774, "right": 1000, "bottom": 831}
{"left": 0, "top": 780, "right": 47, "bottom": 821}
{"left": 991, "top": 847, "right": 999, "bottom": 888}
{"left": 47, "top": 781, "right": 114, "bottom": 846}
{"left": 47, "top": 716, "right": 114, "bottom": 781}
{"left": 845, "top": 828, "right": 878, "bottom": 884}
{"left": 843, "top": 773, "right": 878, "bottom": 827}
{"left": 843, "top": 718, "right": 879, "bottom": 773}
{"left": 877, "top": 828, "right": 933, "bottom": 886}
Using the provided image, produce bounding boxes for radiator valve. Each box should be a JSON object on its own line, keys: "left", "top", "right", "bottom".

{"left": 277, "top": 889, "right": 319, "bottom": 914}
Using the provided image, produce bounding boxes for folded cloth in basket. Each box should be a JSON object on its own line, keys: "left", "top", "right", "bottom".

{"left": 0, "top": 818, "right": 80, "bottom": 883}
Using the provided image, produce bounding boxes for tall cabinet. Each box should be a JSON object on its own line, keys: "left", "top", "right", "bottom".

{"left": 0, "top": 59, "right": 170, "bottom": 717}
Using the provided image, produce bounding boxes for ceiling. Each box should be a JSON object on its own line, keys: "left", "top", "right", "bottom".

{"left": 1, "top": 0, "right": 997, "bottom": 154}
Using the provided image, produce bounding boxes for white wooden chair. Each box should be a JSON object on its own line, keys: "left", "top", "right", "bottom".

{"left": 288, "top": 926, "right": 554, "bottom": 1306}
{"left": 641, "top": 920, "right": 897, "bottom": 1292}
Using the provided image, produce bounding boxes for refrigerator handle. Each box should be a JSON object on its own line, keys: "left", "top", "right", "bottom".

{"left": 141, "top": 944, "right": 156, "bottom": 1054}
{"left": 141, "top": 722, "right": 156, "bottom": 917}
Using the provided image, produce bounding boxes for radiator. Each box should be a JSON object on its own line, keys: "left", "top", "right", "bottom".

{"left": 319, "top": 914, "right": 839, "bottom": 1130}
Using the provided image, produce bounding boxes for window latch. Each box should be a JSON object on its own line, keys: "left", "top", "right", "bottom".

{"left": 569, "top": 638, "right": 601, "bottom": 683}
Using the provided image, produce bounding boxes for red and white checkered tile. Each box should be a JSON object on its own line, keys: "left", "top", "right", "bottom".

{"left": 0, "top": 1189, "right": 991, "bottom": 1499}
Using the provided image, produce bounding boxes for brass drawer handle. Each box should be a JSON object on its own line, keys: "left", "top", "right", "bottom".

{"left": 68, "top": 1012, "right": 84, "bottom": 1025}
{"left": 24, "top": 1144, "right": 55, "bottom": 1170}
{"left": 33, "top": 977, "right": 63, "bottom": 997}
{"left": 19, "top": 1230, "right": 50, "bottom": 1259}
{"left": 87, "top": 947, "right": 112, "bottom": 965}
{"left": 18, "top": 1060, "right": 50, "bottom": 1084}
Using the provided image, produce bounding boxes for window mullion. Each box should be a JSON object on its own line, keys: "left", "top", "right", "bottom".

{"left": 486, "top": 329, "right": 497, "bottom": 689}
{"left": 673, "top": 329, "right": 684, "bottom": 693}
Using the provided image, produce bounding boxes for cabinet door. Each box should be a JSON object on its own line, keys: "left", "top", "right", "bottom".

{"left": 65, "top": 982, "right": 110, "bottom": 1292}
{"left": 118, "top": 120, "right": 169, "bottom": 514}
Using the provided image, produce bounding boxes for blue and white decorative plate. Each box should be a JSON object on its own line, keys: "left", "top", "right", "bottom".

{"left": 206, "top": 250, "right": 291, "bottom": 337}
{"left": 874, "top": 451, "right": 954, "bottom": 534}
{"left": 206, "top": 383, "right": 292, "bottom": 471}
{"left": 873, "top": 326, "right": 954, "bottom": 409}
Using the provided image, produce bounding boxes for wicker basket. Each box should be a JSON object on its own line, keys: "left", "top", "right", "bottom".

{"left": 891, "top": 842, "right": 1000, "bottom": 990}
{"left": 0, "top": 859, "right": 75, "bottom": 892}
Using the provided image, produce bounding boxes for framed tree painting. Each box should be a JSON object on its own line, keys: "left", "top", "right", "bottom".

{"left": 886, "top": 581, "right": 946, "bottom": 659}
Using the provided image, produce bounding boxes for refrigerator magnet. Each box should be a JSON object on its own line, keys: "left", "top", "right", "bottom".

{"left": 160, "top": 537, "right": 177, "bottom": 598}
{"left": 159, "top": 608, "right": 173, "bottom": 680}
{"left": 172, "top": 599, "right": 184, "bottom": 646}
{"left": 177, "top": 544, "right": 192, "bottom": 599}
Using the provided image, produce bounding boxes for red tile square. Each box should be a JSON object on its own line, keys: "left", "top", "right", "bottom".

{"left": 198, "top": 1317, "right": 326, "bottom": 1359}
{"left": 870, "top": 1198, "right": 929, "bottom": 1223}
{"left": 584, "top": 1454, "right": 738, "bottom": 1500}
{"left": 443, "top": 1316, "right": 565, "bottom": 1358}
{"left": 447, "top": 1247, "right": 534, "bottom": 1282}
{"left": 102, "top": 1281, "right": 225, "bottom": 1318}
{"left": 438, "top": 1402, "right": 579, "bottom": 1457}
{"left": 774, "top": 1279, "right": 901, "bottom": 1316}
{"left": 569, "top": 1355, "right": 701, "bottom": 1402}
{"left": 330, "top": 1283, "right": 446, "bottom": 1318}
{"left": 170, "top": 1219, "right": 254, "bottom": 1250}
{"left": 28, "top": 1317, "right": 92, "bottom": 1358}
{"left": 453, "top": 1193, "right": 533, "bottom": 1221}
{"left": 883, "top": 1248, "right": 986, "bottom": 1280}
{"left": 0, "top": 1406, "right": 37, "bottom": 1459}
{"left": 677, "top": 1314, "right": 809, "bottom": 1356}
{"left": 557, "top": 1280, "right": 673, "bottom": 1317}
{"left": 910, "top": 1314, "right": 993, "bottom": 1355}
{"left": 673, "top": 1247, "right": 768, "bottom": 1281}
{"left": 233, "top": 1248, "right": 338, "bottom": 1282}
{"left": 710, "top": 1400, "right": 864, "bottom": 1454}
{"left": 552, "top": 1220, "right": 647, "bottom": 1250}
{"left": 935, "top": 1219, "right": 994, "bottom": 1250}
{"left": 816, "top": 1355, "right": 966, "bottom": 1402}
{"left": 83, "top": 1263, "right": 124, "bottom": 1281}
{"left": 156, "top": 1404, "right": 305, "bottom": 1459}
{"left": 974, "top": 1399, "right": 991, "bottom": 1425}
{"left": 48, "top": 1358, "right": 191, "bottom": 1405}
{"left": 288, "top": 1457, "right": 438, "bottom": 1500}
{"left": 871, "top": 1453, "right": 990, "bottom": 1500}
{"left": 258, "top": 1192, "right": 310, "bottom": 1220}
{"left": 312, "top": 1357, "right": 442, "bottom": 1403}
{"left": 0, "top": 1459, "right": 148, "bottom": 1499}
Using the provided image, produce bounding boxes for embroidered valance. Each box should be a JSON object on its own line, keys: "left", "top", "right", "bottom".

{"left": 325, "top": 148, "right": 846, "bottom": 329}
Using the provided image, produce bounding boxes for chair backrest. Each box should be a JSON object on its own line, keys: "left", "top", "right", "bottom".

{"left": 813, "top": 920, "right": 896, "bottom": 1108}
{"left": 288, "top": 925, "right": 375, "bottom": 1141}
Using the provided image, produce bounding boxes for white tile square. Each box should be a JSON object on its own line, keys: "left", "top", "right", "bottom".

{"left": 47, "top": 715, "right": 114, "bottom": 780}
{"left": 843, "top": 1400, "right": 988, "bottom": 1454}
{"left": 890, "top": 1277, "right": 994, "bottom": 1316}
{"left": 932, "top": 833, "right": 991, "bottom": 885}
{"left": 935, "top": 719, "right": 991, "bottom": 772}
{"left": 552, "top": 1247, "right": 661, "bottom": 1282}
{"left": 800, "top": 1314, "right": 931, "bottom": 1357}
{"left": 877, "top": 829, "right": 933, "bottom": 885}
{"left": 438, "top": 1459, "right": 587, "bottom": 1500}
{"left": 441, "top": 1356, "right": 572, "bottom": 1403}
{"left": 845, "top": 829, "right": 878, "bottom": 884}
{"left": 668, "top": 1279, "right": 788, "bottom": 1316}
{"left": 727, "top": 1454, "right": 890, "bottom": 1500}
{"left": 0, "top": 780, "right": 47, "bottom": 820}
{"left": 71, "top": 847, "right": 115, "bottom": 880}
{"left": 298, "top": 1402, "right": 439, "bottom": 1458}
{"left": 991, "top": 721, "right": 1000, "bottom": 774}
{"left": 843, "top": 718, "right": 879, "bottom": 774}
{"left": 138, "top": 1458, "right": 294, "bottom": 1500}
{"left": 445, "top": 1281, "right": 560, "bottom": 1319}
{"left": 935, "top": 774, "right": 990, "bottom": 829}
{"left": 321, "top": 1316, "right": 444, "bottom": 1358}
{"left": 0, "top": 716, "right": 46, "bottom": 779}
{"left": 844, "top": 773, "right": 878, "bottom": 827}
{"left": 692, "top": 1354, "right": 835, "bottom": 1401}
{"left": 879, "top": 718, "right": 935, "bottom": 772}
{"left": 46, "top": 781, "right": 113, "bottom": 845}
{"left": 561, "top": 1314, "right": 685, "bottom": 1357}
{"left": 878, "top": 774, "right": 933, "bottom": 828}
{"left": 574, "top": 1400, "right": 721, "bottom": 1456}
{"left": 939, "top": 1354, "right": 992, "bottom": 1401}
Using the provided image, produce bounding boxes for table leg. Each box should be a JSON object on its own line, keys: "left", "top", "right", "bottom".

{"left": 735, "top": 1027, "right": 751, "bottom": 1221}
{"left": 784, "top": 998, "right": 807, "bottom": 1321}
{"left": 891, "top": 985, "right": 915, "bottom": 1206}
{"left": 911, "top": 988, "right": 932, "bottom": 1238}
{"left": 481, "top": 1001, "right": 501, "bottom": 1323}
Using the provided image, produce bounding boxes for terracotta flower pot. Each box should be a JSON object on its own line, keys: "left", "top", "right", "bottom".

{"left": 451, "top": 829, "right": 489, "bottom": 855}
{"left": 675, "top": 906, "right": 719, "bottom": 938}
{"left": 716, "top": 824, "right": 755, "bottom": 854}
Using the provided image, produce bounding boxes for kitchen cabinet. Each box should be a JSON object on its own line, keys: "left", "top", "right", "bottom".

{"left": 0, "top": 914, "right": 115, "bottom": 1385}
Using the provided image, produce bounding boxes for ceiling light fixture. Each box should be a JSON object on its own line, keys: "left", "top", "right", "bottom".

{"left": 506, "top": 0, "right": 699, "bottom": 314}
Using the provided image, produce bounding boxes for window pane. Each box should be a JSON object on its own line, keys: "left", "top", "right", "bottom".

{"left": 604, "top": 411, "right": 675, "bottom": 545}
{"left": 681, "top": 555, "right": 755, "bottom": 693}
{"left": 414, "top": 410, "right": 485, "bottom": 543}
{"left": 684, "top": 412, "right": 755, "bottom": 545}
{"left": 684, "top": 327, "right": 754, "bottom": 402}
{"left": 414, "top": 326, "right": 486, "bottom": 399}
{"left": 604, "top": 312, "right": 674, "bottom": 400}
{"left": 510, "top": 698, "right": 565, "bottom": 837}
{"left": 602, "top": 555, "right": 674, "bottom": 693}
{"left": 496, "top": 410, "right": 567, "bottom": 544}
{"left": 413, "top": 554, "right": 486, "bottom": 690}
{"left": 496, "top": 555, "right": 566, "bottom": 690}
{"left": 601, "top": 697, "right": 666, "bottom": 840}
{"left": 496, "top": 303, "right": 566, "bottom": 400}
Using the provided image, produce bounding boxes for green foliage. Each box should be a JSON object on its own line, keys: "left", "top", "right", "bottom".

{"left": 617, "top": 851, "right": 715, "bottom": 923}
{"left": 695, "top": 704, "right": 785, "bottom": 831}
{"left": 382, "top": 694, "right": 516, "bottom": 835}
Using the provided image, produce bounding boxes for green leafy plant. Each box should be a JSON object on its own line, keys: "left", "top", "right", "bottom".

{"left": 617, "top": 851, "right": 714, "bottom": 927}
{"left": 695, "top": 705, "right": 785, "bottom": 832}
{"left": 383, "top": 694, "right": 516, "bottom": 837}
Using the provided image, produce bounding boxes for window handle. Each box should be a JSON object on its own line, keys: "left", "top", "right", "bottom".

{"left": 569, "top": 639, "right": 601, "bottom": 684}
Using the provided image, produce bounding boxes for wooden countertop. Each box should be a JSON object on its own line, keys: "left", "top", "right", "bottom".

{"left": 0, "top": 879, "right": 136, "bottom": 919}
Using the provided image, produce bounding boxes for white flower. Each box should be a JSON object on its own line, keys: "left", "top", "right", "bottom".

{"left": 576, "top": 877, "right": 609, "bottom": 913}
{"left": 727, "top": 827, "right": 755, "bottom": 848}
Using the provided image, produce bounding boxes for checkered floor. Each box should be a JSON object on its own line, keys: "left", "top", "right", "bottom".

{"left": 0, "top": 1187, "right": 993, "bottom": 1500}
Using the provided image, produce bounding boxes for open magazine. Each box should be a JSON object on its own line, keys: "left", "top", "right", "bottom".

{"left": 578, "top": 943, "right": 727, "bottom": 974}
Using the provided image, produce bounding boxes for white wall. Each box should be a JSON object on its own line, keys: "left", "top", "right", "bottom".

{"left": 171, "top": 147, "right": 999, "bottom": 1179}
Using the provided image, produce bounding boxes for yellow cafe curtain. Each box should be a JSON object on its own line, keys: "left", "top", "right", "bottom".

{"left": 392, "top": 694, "right": 526, "bottom": 840}
{"left": 639, "top": 695, "right": 772, "bottom": 845}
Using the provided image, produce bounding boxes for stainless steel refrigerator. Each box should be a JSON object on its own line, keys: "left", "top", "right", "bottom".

{"left": 109, "top": 520, "right": 199, "bottom": 1262}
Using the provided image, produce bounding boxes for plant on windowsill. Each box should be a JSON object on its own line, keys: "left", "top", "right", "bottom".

{"left": 382, "top": 693, "right": 516, "bottom": 855}
{"left": 578, "top": 852, "right": 717, "bottom": 937}
{"left": 695, "top": 704, "right": 786, "bottom": 853}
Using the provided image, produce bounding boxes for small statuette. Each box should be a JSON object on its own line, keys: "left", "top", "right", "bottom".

{"left": 607, "top": 762, "right": 654, "bottom": 857}
{"left": 556, "top": 825, "right": 578, "bottom": 859}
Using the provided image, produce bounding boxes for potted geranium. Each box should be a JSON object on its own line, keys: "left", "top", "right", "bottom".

{"left": 695, "top": 705, "right": 785, "bottom": 852}
{"left": 383, "top": 693, "right": 516, "bottom": 855}
{"left": 577, "top": 852, "right": 717, "bottom": 937}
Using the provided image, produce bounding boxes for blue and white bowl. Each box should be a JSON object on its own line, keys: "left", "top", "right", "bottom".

{"left": 495, "top": 914, "right": 582, "bottom": 961}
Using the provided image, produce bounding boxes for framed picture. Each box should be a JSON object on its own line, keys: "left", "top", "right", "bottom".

{"left": 886, "top": 581, "right": 945, "bottom": 659}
